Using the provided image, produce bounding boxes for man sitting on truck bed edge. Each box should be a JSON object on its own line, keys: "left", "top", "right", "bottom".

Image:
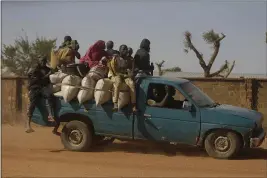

{"left": 108, "top": 44, "right": 137, "bottom": 112}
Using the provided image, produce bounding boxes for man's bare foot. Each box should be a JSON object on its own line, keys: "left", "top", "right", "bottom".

{"left": 52, "top": 130, "right": 61, "bottom": 136}
{"left": 112, "top": 107, "right": 118, "bottom": 112}
{"left": 132, "top": 105, "right": 138, "bottom": 113}
{"left": 112, "top": 103, "right": 118, "bottom": 112}
{"left": 25, "top": 128, "right": 35, "bottom": 133}
{"left": 48, "top": 116, "right": 55, "bottom": 122}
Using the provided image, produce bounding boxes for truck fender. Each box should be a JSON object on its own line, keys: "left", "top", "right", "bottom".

{"left": 59, "top": 113, "right": 95, "bottom": 133}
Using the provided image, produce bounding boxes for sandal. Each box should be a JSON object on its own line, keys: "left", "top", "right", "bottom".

{"left": 52, "top": 129, "right": 61, "bottom": 136}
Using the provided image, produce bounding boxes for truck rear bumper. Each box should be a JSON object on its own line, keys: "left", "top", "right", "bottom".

{"left": 250, "top": 130, "right": 266, "bottom": 148}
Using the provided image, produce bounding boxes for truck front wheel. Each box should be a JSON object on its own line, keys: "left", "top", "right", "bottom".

{"left": 61, "top": 120, "right": 93, "bottom": 152}
{"left": 204, "top": 130, "right": 242, "bottom": 159}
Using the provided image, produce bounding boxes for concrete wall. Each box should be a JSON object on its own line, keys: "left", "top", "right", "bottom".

{"left": 2, "top": 77, "right": 29, "bottom": 125}
{"left": 1, "top": 77, "right": 267, "bottom": 128}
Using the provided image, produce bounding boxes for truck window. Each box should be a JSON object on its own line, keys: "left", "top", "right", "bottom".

{"left": 179, "top": 82, "right": 215, "bottom": 108}
{"left": 146, "top": 83, "right": 186, "bottom": 110}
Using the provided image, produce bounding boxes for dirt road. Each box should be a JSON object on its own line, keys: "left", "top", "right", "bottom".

{"left": 2, "top": 124, "right": 267, "bottom": 177}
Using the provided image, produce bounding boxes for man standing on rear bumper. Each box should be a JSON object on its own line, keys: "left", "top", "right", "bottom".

{"left": 25, "top": 56, "right": 58, "bottom": 134}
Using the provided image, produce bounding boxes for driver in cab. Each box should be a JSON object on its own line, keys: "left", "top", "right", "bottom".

{"left": 147, "top": 85, "right": 184, "bottom": 109}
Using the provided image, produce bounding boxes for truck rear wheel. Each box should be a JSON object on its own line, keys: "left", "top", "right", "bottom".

{"left": 204, "top": 130, "right": 241, "bottom": 159}
{"left": 61, "top": 120, "right": 93, "bottom": 151}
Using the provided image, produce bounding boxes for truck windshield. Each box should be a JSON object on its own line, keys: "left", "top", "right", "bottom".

{"left": 179, "top": 82, "right": 216, "bottom": 108}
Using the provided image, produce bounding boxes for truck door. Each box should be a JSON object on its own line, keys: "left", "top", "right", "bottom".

{"left": 134, "top": 82, "right": 201, "bottom": 145}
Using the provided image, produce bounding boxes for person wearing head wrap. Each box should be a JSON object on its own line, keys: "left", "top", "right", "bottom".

{"left": 26, "top": 55, "right": 59, "bottom": 135}
{"left": 59, "top": 36, "right": 72, "bottom": 49}
{"left": 87, "top": 57, "right": 109, "bottom": 82}
{"left": 106, "top": 40, "right": 120, "bottom": 57}
{"left": 108, "top": 44, "right": 137, "bottom": 112}
{"left": 80, "top": 40, "right": 108, "bottom": 68}
{"left": 128, "top": 47, "right": 133, "bottom": 58}
{"left": 70, "top": 40, "right": 81, "bottom": 59}
{"left": 127, "top": 47, "right": 135, "bottom": 73}
{"left": 134, "top": 38, "right": 153, "bottom": 75}
{"left": 51, "top": 39, "right": 80, "bottom": 70}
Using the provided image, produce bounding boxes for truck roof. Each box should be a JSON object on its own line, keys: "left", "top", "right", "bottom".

{"left": 142, "top": 76, "right": 189, "bottom": 85}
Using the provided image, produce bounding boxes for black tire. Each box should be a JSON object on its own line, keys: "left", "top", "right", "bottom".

{"left": 61, "top": 120, "right": 93, "bottom": 152}
{"left": 204, "top": 130, "right": 242, "bottom": 159}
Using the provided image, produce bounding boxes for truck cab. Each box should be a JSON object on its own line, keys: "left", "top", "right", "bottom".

{"left": 32, "top": 76, "right": 266, "bottom": 159}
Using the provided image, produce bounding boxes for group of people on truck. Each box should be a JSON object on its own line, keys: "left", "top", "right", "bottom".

{"left": 26, "top": 36, "right": 154, "bottom": 134}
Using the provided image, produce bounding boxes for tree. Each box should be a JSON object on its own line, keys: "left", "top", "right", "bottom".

{"left": 183, "top": 29, "right": 235, "bottom": 78}
{"left": 1, "top": 33, "right": 57, "bottom": 76}
{"left": 164, "top": 66, "right": 182, "bottom": 73}
{"left": 155, "top": 60, "right": 166, "bottom": 76}
{"left": 155, "top": 60, "right": 182, "bottom": 76}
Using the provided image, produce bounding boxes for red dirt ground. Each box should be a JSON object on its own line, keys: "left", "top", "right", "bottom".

{"left": 2, "top": 124, "right": 267, "bottom": 177}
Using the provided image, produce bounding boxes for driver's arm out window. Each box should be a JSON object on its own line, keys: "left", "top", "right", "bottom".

{"left": 146, "top": 83, "right": 167, "bottom": 107}
{"left": 146, "top": 83, "right": 186, "bottom": 110}
{"left": 169, "top": 88, "right": 186, "bottom": 110}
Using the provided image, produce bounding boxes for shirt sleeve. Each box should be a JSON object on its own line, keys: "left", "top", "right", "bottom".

{"left": 108, "top": 57, "right": 117, "bottom": 77}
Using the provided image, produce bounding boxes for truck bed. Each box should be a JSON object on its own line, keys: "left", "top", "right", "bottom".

{"left": 32, "top": 92, "right": 134, "bottom": 130}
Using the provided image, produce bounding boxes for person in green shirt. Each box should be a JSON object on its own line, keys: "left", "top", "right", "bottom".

{"left": 59, "top": 36, "right": 72, "bottom": 49}
{"left": 58, "top": 36, "right": 80, "bottom": 59}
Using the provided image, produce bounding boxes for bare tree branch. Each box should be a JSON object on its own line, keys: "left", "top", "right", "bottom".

{"left": 184, "top": 31, "right": 207, "bottom": 71}
{"left": 207, "top": 33, "right": 226, "bottom": 69}
{"left": 183, "top": 29, "right": 234, "bottom": 78}
{"left": 216, "top": 74, "right": 225, "bottom": 78}
{"left": 209, "top": 62, "right": 228, "bottom": 78}
{"left": 224, "top": 60, "right": 235, "bottom": 78}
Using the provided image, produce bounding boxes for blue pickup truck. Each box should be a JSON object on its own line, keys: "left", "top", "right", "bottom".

{"left": 32, "top": 76, "right": 266, "bottom": 159}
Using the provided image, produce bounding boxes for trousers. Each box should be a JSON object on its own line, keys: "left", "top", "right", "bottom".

{"left": 27, "top": 84, "right": 55, "bottom": 119}
{"left": 111, "top": 76, "right": 136, "bottom": 104}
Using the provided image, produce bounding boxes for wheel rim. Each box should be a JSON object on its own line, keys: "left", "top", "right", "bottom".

{"left": 68, "top": 129, "right": 83, "bottom": 145}
{"left": 214, "top": 136, "right": 230, "bottom": 152}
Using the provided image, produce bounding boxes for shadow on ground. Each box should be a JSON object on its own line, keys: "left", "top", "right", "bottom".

{"left": 235, "top": 148, "right": 267, "bottom": 160}
{"left": 90, "top": 140, "right": 267, "bottom": 159}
